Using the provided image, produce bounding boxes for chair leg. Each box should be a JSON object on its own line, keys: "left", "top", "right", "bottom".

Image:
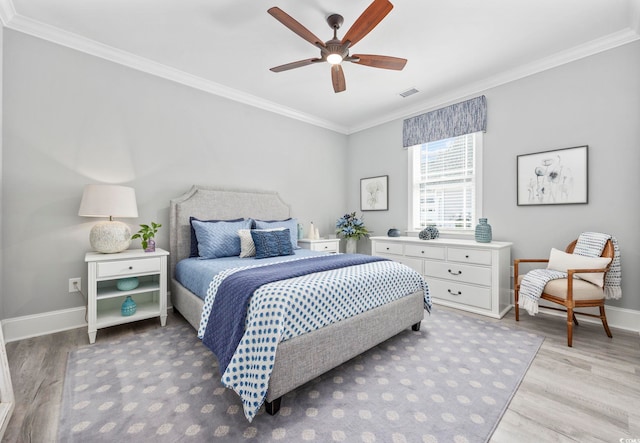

{"left": 567, "top": 308, "right": 574, "bottom": 347}
{"left": 600, "top": 306, "right": 613, "bottom": 338}
{"left": 572, "top": 312, "right": 579, "bottom": 326}
{"left": 514, "top": 288, "right": 520, "bottom": 321}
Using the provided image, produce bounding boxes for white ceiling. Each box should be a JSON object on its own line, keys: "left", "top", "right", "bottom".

{"left": 1, "top": 0, "right": 639, "bottom": 134}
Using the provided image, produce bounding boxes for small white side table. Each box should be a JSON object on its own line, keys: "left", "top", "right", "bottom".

{"left": 85, "top": 248, "right": 169, "bottom": 343}
{"left": 298, "top": 238, "right": 340, "bottom": 253}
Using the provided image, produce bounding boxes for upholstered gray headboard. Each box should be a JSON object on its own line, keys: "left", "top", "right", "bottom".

{"left": 168, "top": 186, "right": 291, "bottom": 279}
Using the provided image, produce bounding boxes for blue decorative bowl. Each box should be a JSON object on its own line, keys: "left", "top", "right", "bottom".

{"left": 116, "top": 277, "right": 139, "bottom": 291}
{"left": 387, "top": 228, "right": 401, "bottom": 237}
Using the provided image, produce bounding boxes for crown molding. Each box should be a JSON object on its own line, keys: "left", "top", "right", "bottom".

{"left": 0, "top": 0, "right": 16, "bottom": 26}
{"left": 2, "top": 2, "right": 638, "bottom": 136}
{"left": 3, "top": 12, "right": 350, "bottom": 135}
{"left": 348, "top": 27, "right": 640, "bottom": 134}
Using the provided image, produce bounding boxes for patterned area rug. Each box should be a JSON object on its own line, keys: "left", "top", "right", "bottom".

{"left": 58, "top": 309, "right": 543, "bottom": 442}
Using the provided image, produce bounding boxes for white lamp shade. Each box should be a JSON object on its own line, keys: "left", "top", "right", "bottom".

{"left": 78, "top": 184, "right": 139, "bottom": 218}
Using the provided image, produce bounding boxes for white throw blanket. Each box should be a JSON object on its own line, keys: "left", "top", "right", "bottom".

{"left": 518, "top": 232, "right": 622, "bottom": 316}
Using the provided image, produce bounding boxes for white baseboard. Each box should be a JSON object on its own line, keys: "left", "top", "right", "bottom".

{"left": 1, "top": 307, "right": 87, "bottom": 343}
{"left": 508, "top": 289, "right": 640, "bottom": 333}
{"left": 537, "top": 300, "right": 640, "bottom": 333}
{"left": 1, "top": 300, "right": 638, "bottom": 343}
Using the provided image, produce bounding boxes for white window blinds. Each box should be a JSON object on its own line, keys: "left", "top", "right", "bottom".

{"left": 410, "top": 133, "right": 481, "bottom": 231}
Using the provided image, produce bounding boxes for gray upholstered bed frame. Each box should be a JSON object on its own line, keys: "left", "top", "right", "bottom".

{"left": 169, "top": 186, "right": 425, "bottom": 414}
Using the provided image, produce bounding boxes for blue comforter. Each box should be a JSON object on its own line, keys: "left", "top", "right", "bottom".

{"left": 202, "top": 253, "right": 387, "bottom": 374}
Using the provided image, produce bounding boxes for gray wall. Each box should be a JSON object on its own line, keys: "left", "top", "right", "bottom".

{"left": 1, "top": 28, "right": 638, "bottom": 321}
{"left": 1, "top": 30, "right": 347, "bottom": 319}
{"left": 347, "top": 40, "right": 640, "bottom": 311}
{"left": 0, "top": 24, "right": 3, "bottom": 319}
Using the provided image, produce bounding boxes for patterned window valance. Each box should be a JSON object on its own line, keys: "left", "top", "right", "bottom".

{"left": 402, "top": 95, "right": 487, "bottom": 148}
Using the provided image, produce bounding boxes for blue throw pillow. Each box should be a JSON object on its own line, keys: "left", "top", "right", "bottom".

{"left": 251, "top": 229, "right": 294, "bottom": 259}
{"left": 192, "top": 218, "right": 252, "bottom": 259}
{"left": 254, "top": 218, "right": 299, "bottom": 249}
{"left": 188, "top": 217, "right": 246, "bottom": 257}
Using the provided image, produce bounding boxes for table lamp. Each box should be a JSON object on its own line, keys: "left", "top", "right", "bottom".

{"left": 78, "top": 184, "right": 139, "bottom": 253}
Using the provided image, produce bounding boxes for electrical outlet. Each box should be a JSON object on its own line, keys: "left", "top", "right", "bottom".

{"left": 69, "top": 277, "right": 81, "bottom": 293}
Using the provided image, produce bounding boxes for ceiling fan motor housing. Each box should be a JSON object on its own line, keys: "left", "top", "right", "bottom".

{"left": 326, "top": 39, "right": 349, "bottom": 60}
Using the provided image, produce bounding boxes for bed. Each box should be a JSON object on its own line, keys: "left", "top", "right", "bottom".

{"left": 169, "top": 186, "right": 430, "bottom": 420}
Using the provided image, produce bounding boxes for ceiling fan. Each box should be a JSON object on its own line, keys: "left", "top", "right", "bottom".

{"left": 268, "top": 0, "right": 407, "bottom": 93}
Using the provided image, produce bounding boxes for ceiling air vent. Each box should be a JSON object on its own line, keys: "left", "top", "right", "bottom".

{"left": 399, "top": 88, "right": 419, "bottom": 98}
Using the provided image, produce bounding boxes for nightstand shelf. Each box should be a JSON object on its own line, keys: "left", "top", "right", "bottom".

{"left": 95, "top": 297, "right": 163, "bottom": 329}
{"left": 96, "top": 279, "right": 160, "bottom": 300}
{"left": 85, "top": 248, "right": 169, "bottom": 343}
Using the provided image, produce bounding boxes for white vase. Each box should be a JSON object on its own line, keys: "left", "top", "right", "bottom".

{"left": 345, "top": 237, "right": 357, "bottom": 254}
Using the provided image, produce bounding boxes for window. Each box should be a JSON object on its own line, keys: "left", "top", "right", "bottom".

{"left": 408, "top": 132, "right": 482, "bottom": 233}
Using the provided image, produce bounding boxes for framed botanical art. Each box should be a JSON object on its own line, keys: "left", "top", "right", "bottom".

{"left": 360, "top": 175, "right": 388, "bottom": 211}
{"left": 517, "top": 145, "right": 588, "bottom": 206}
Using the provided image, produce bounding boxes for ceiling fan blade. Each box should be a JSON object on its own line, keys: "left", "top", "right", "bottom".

{"left": 270, "top": 58, "right": 324, "bottom": 72}
{"left": 268, "top": 7, "right": 326, "bottom": 49}
{"left": 351, "top": 54, "right": 407, "bottom": 70}
{"left": 341, "top": 0, "right": 393, "bottom": 47}
{"left": 331, "top": 65, "right": 346, "bottom": 93}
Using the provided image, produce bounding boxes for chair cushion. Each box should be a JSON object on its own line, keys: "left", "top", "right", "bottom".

{"left": 517, "top": 275, "right": 604, "bottom": 300}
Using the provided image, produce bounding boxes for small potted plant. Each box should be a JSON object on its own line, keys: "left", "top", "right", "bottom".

{"left": 131, "top": 222, "right": 162, "bottom": 252}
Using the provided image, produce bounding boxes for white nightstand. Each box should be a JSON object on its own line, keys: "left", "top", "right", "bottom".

{"left": 298, "top": 238, "right": 340, "bottom": 253}
{"left": 85, "top": 248, "right": 169, "bottom": 343}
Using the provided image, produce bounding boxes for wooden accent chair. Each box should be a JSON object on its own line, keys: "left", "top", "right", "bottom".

{"left": 514, "top": 239, "right": 614, "bottom": 347}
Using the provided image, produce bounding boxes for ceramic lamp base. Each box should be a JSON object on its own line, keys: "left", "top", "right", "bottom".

{"left": 90, "top": 220, "right": 131, "bottom": 253}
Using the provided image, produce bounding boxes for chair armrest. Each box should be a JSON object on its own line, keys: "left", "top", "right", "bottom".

{"left": 564, "top": 267, "right": 609, "bottom": 301}
{"left": 566, "top": 267, "right": 609, "bottom": 278}
{"left": 513, "top": 258, "right": 549, "bottom": 284}
{"left": 567, "top": 267, "right": 608, "bottom": 274}
{"left": 514, "top": 258, "right": 549, "bottom": 264}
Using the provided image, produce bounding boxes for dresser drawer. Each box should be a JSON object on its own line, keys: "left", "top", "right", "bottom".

{"left": 447, "top": 247, "right": 492, "bottom": 266}
{"left": 97, "top": 257, "right": 161, "bottom": 278}
{"left": 424, "top": 261, "right": 492, "bottom": 286}
{"left": 427, "top": 278, "right": 492, "bottom": 310}
{"left": 405, "top": 244, "right": 445, "bottom": 260}
{"left": 374, "top": 242, "right": 403, "bottom": 256}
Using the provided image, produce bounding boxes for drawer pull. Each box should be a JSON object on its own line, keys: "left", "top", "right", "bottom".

{"left": 129, "top": 266, "right": 133, "bottom": 270}
{"left": 448, "top": 269, "right": 462, "bottom": 275}
{"left": 465, "top": 255, "right": 469, "bottom": 258}
{"left": 448, "top": 289, "right": 462, "bottom": 296}
{"left": 386, "top": 247, "right": 390, "bottom": 250}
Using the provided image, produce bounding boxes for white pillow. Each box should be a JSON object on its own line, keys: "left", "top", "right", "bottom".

{"left": 238, "top": 229, "right": 256, "bottom": 258}
{"left": 547, "top": 248, "right": 612, "bottom": 287}
{"left": 238, "top": 228, "right": 286, "bottom": 258}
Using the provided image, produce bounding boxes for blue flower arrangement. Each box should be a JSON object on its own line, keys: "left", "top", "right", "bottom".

{"left": 335, "top": 212, "right": 369, "bottom": 240}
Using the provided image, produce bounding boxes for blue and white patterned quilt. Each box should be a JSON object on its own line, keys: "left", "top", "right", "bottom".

{"left": 197, "top": 254, "right": 431, "bottom": 421}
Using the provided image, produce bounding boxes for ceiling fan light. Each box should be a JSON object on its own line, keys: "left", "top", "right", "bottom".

{"left": 327, "top": 53, "right": 343, "bottom": 65}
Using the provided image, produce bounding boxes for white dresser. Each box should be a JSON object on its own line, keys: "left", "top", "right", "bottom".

{"left": 370, "top": 236, "right": 512, "bottom": 318}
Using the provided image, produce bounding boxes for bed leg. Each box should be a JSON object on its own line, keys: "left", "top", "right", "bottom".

{"left": 412, "top": 322, "right": 421, "bottom": 331}
{"left": 265, "top": 397, "right": 281, "bottom": 416}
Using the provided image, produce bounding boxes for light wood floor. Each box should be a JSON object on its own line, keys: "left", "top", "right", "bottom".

{"left": 3, "top": 306, "right": 639, "bottom": 442}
